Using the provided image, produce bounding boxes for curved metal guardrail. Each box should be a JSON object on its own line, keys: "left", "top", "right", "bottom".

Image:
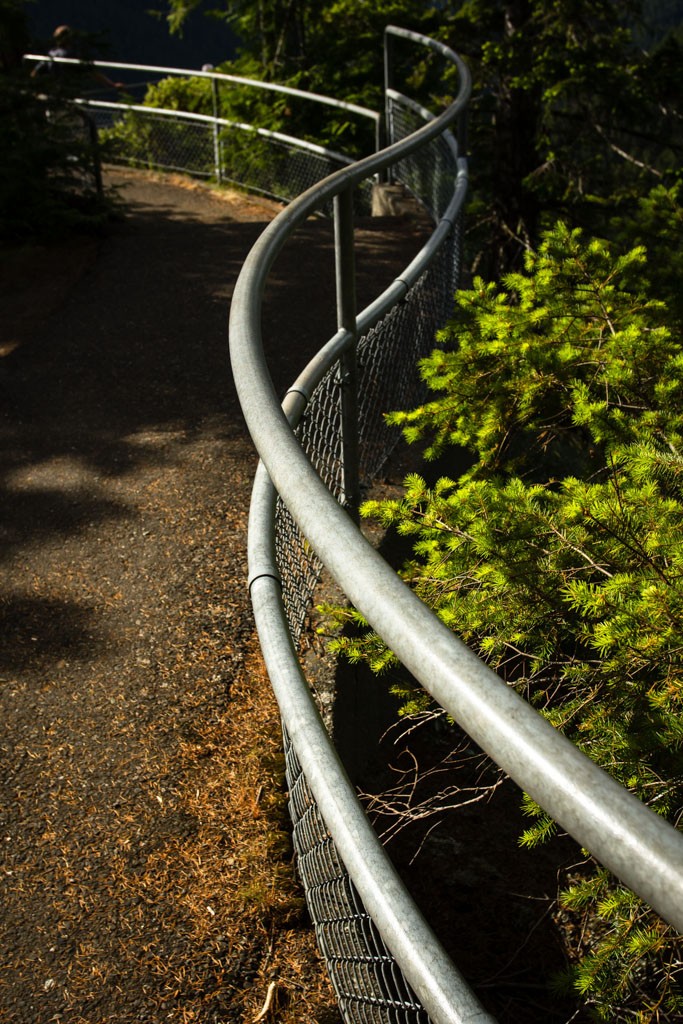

{"left": 230, "top": 24, "right": 683, "bottom": 1024}
{"left": 28, "top": 26, "right": 683, "bottom": 1023}
{"left": 23, "top": 54, "right": 379, "bottom": 204}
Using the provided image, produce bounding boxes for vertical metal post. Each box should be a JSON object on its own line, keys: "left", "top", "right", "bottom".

{"left": 455, "top": 102, "right": 468, "bottom": 291}
{"left": 85, "top": 112, "right": 103, "bottom": 198}
{"left": 375, "top": 113, "right": 385, "bottom": 161}
{"left": 210, "top": 76, "right": 223, "bottom": 184}
{"left": 334, "top": 186, "right": 360, "bottom": 522}
{"left": 382, "top": 28, "right": 394, "bottom": 184}
{"left": 457, "top": 105, "right": 468, "bottom": 161}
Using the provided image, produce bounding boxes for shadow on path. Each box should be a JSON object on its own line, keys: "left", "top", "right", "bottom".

{"left": 0, "top": 166, "right": 429, "bottom": 1024}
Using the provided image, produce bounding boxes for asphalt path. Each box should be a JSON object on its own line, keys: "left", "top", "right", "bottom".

{"left": 0, "top": 166, "right": 427, "bottom": 1024}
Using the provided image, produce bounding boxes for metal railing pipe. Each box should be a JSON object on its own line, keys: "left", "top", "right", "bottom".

{"left": 334, "top": 187, "right": 361, "bottom": 516}
{"left": 247, "top": 454, "right": 495, "bottom": 1024}
{"left": 73, "top": 98, "right": 357, "bottom": 166}
{"left": 385, "top": 23, "right": 471, "bottom": 157}
{"left": 229, "top": 39, "right": 683, "bottom": 935}
{"left": 23, "top": 55, "right": 380, "bottom": 125}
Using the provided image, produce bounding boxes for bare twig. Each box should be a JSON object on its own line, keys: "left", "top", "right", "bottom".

{"left": 252, "top": 980, "right": 277, "bottom": 1022}
{"left": 593, "top": 122, "right": 664, "bottom": 178}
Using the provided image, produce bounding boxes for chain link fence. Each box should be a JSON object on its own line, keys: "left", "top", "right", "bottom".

{"left": 276, "top": 89, "right": 462, "bottom": 634}
{"left": 387, "top": 94, "right": 462, "bottom": 223}
{"left": 89, "top": 49, "right": 468, "bottom": 1022}
{"left": 22, "top": 54, "right": 380, "bottom": 207}
{"left": 77, "top": 99, "right": 373, "bottom": 208}
{"left": 270, "top": 88, "right": 466, "bottom": 1021}
{"left": 85, "top": 102, "right": 357, "bottom": 204}
{"left": 38, "top": 40, "right": 473, "bottom": 1023}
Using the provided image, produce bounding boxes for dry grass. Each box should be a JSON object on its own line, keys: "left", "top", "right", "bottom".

{"left": 1, "top": 635, "right": 340, "bottom": 1024}
{"left": 1, "top": 165, "right": 426, "bottom": 1024}
{"left": 111, "top": 638, "right": 340, "bottom": 1023}
{"left": 112, "top": 636, "right": 339, "bottom": 1024}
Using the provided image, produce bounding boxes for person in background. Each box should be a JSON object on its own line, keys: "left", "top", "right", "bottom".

{"left": 31, "top": 24, "right": 75, "bottom": 77}
{"left": 31, "top": 24, "right": 123, "bottom": 90}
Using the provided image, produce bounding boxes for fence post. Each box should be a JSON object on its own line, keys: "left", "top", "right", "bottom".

{"left": 334, "top": 186, "right": 360, "bottom": 522}
{"left": 382, "top": 27, "right": 394, "bottom": 184}
{"left": 210, "top": 76, "right": 223, "bottom": 184}
{"left": 83, "top": 110, "right": 103, "bottom": 198}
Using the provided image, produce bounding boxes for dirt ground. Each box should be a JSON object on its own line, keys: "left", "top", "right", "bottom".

{"left": 0, "top": 167, "right": 435, "bottom": 1024}
{"left": 0, "top": 167, "right": 589, "bottom": 1024}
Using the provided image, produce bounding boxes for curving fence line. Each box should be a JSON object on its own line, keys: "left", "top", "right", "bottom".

{"left": 229, "top": 25, "right": 683, "bottom": 1024}
{"left": 28, "top": 27, "right": 683, "bottom": 1023}
{"left": 23, "top": 53, "right": 379, "bottom": 205}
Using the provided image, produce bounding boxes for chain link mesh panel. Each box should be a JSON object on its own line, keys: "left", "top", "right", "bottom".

{"left": 388, "top": 96, "right": 459, "bottom": 221}
{"left": 220, "top": 126, "right": 344, "bottom": 203}
{"left": 219, "top": 125, "right": 366, "bottom": 208}
{"left": 90, "top": 105, "right": 371, "bottom": 207}
{"left": 93, "top": 107, "right": 217, "bottom": 178}
{"left": 273, "top": 213, "right": 463, "bottom": 1024}
{"left": 275, "top": 365, "right": 346, "bottom": 643}
{"left": 285, "top": 731, "right": 431, "bottom": 1024}
{"left": 357, "top": 234, "right": 461, "bottom": 484}
{"left": 275, "top": 213, "right": 462, "bottom": 636}
{"left": 275, "top": 499, "right": 325, "bottom": 647}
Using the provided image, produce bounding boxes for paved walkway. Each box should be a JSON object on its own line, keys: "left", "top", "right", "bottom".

{"left": 0, "top": 167, "right": 424, "bottom": 1024}
{"left": 0, "top": 169, "right": 324, "bottom": 1024}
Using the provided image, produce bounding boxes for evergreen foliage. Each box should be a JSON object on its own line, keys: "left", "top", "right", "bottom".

{"left": 145, "top": 2, "right": 682, "bottom": 1017}
{"left": 151, "top": 1, "right": 445, "bottom": 159}
{"left": 325, "top": 217, "right": 683, "bottom": 1018}
{"left": 429, "top": 0, "right": 683, "bottom": 274}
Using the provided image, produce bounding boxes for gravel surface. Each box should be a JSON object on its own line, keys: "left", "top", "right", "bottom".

{"left": 0, "top": 167, "right": 430, "bottom": 1024}
{"left": 1, "top": 170, "right": 279, "bottom": 1024}
{"left": 0, "top": 167, "right": 587, "bottom": 1024}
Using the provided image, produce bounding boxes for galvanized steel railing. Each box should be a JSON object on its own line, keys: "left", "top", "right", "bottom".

{"left": 28, "top": 26, "right": 683, "bottom": 1023}
{"left": 230, "top": 24, "right": 683, "bottom": 1024}
{"left": 23, "top": 54, "right": 380, "bottom": 204}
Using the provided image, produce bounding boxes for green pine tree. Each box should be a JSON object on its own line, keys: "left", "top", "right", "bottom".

{"left": 324, "top": 219, "right": 683, "bottom": 1019}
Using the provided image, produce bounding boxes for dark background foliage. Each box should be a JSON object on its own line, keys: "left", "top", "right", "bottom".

{"left": 26, "top": 0, "right": 237, "bottom": 66}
